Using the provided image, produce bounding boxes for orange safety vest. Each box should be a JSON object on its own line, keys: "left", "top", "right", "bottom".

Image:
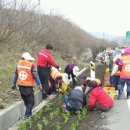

{"left": 51, "top": 70, "right": 62, "bottom": 80}
{"left": 120, "top": 55, "right": 130, "bottom": 78}
{"left": 17, "top": 60, "right": 35, "bottom": 86}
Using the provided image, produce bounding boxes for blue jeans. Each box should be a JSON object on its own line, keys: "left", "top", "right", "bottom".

{"left": 113, "top": 76, "right": 120, "bottom": 90}
{"left": 110, "top": 75, "right": 115, "bottom": 85}
{"left": 118, "top": 78, "right": 130, "bottom": 97}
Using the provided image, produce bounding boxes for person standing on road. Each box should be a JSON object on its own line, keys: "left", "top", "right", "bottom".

{"left": 12, "top": 52, "right": 42, "bottom": 119}
{"left": 111, "top": 58, "right": 121, "bottom": 95}
{"left": 64, "top": 63, "right": 79, "bottom": 87}
{"left": 116, "top": 47, "right": 130, "bottom": 99}
{"left": 37, "top": 44, "right": 60, "bottom": 99}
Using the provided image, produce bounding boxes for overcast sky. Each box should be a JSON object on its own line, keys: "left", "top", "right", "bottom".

{"left": 22, "top": 0, "right": 130, "bottom": 36}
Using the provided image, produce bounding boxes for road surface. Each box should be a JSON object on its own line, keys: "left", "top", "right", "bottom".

{"left": 102, "top": 87, "right": 130, "bottom": 130}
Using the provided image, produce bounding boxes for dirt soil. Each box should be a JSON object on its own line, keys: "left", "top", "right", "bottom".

{"left": 0, "top": 89, "right": 21, "bottom": 110}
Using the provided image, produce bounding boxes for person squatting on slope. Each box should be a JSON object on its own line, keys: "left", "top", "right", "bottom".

{"left": 63, "top": 86, "right": 86, "bottom": 114}
{"left": 64, "top": 63, "right": 79, "bottom": 87}
{"left": 49, "top": 67, "right": 64, "bottom": 93}
{"left": 12, "top": 52, "right": 42, "bottom": 119}
{"left": 116, "top": 47, "right": 130, "bottom": 99}
{"left": 87, "top": 79, "right": 113, "bottom": 112}
{"left": 37, "top": 44, "right": 60, "bottom": 99}
{"left": 81, "top": 74, "right": 92, "bottom": 93}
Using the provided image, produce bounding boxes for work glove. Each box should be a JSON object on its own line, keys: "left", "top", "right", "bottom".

{"left": 74, "top": 77, "right": 77, "bottom": 81}
{"left": 38, "top": 85, "right": 42, "bottom": 91}
{"left": 56, "top": 65, "right": 61, "bottom": 71}
{"left": 12, "top": 85, "right": 17, "bottom": 90}
{"left": 58, "top": 67, "right": 62, "bottom": 71}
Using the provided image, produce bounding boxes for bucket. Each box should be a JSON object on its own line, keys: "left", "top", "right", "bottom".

{"left": 103, "top": 87, "right": 115, "bottom": 100}
{"left": 61, "top": 83, "right": 68, "bottom": 92}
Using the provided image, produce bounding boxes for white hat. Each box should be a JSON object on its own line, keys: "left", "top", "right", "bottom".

{"left": 73, "top": 66, "right": 79, "bottom": 76}
{"left": 22, "top": 52, "right": 35, "bottom": 61}
{"left": 74, "top": 86, "right": 83, "bottom": 91}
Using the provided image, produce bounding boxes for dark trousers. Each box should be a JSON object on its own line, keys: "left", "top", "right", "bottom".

{"left": 94, "top": 102, "right": 112, "bottom": 112}
{"left": 19, "top": 86, "right": 34, "bottom": 117}
{"left": 38, "top": 66, "right": 51, "bottom": 95}
{"left": 49, "top": 76, "right": 56, "bottom": 93}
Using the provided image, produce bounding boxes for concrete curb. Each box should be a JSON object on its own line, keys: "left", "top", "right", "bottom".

{"left": 0, "top": 91, "right": 44, "bottom": 130}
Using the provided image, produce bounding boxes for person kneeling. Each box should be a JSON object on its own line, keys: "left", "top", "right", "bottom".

{"left": 87, "top": 79, "right": 113, "bottom": 112}
{"left": 63, "top": 86, "right": 86, "bottom": 114}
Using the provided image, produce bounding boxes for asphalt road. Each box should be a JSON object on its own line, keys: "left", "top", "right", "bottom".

{"left": 102, "top": 87, "right": 130, "bottom": 130}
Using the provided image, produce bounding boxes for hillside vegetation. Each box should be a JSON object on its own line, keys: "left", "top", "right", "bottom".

{"left": 0, "top": 0, "right": 116, "bottom": 92}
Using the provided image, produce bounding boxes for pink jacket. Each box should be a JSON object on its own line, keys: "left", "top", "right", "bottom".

{"left": 88, "top": 86, "right": 113, "bottom": 109}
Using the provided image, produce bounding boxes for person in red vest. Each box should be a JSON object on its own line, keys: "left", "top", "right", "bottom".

{"left": 37, "top": 44, "right": 60, "bottom": 99}
{"left": 87, "top": 79, "right": 113, "bottom": 112}
{"left": 116, "top": 47, "right": 130, "bottom": 99}
{"left": 12, "top": 52, "right": 42, "bottom": 119}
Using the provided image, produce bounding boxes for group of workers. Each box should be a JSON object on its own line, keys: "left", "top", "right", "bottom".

{"left": 13, "top": 44, "right": 130, "bottom": 118}
{"left": 106, "top": 47, "right": 130, "bottom": 99}
{"left": 12, "top": 44, "right": 80, "bottom": 118}
{"left": 63, "top": 76, "right": 113, "bottom": 114}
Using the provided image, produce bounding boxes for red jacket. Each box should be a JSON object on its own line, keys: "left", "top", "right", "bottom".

{"left": 88, "top": 86, "right": 113, "bottom": 109}
{"left": 37, "top": 49, "right": 58, "bottom": 68}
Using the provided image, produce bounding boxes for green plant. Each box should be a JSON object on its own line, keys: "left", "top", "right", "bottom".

{"left": 78, "top": 112, "right": 82, "bottom": 121}
{"left": 70, "top": 119, "right": 79, "bottom": 130}
{"left": 37, "top": 123, "right": 43, "bottom": 130}
{"left": 55, "top": 108, "right": 60, "bottom": 115}
{"left": 37, "top": 110, "right": 44, "bottom": 117}
{"left": 43, "top": 105, "right": 52, "bottom": 112}
{"left": 25, "top": 118, "right": 32, "bottom": 128}
{"left": 32, "top": 114, "right": 39, "bottom": 121}
{"left": 55, "top": 123, "right": 61, "bottom": 130}
{"left": 70, "top": 122, "right": 77, "bottom": 130}
{"left": 58, "top": 94, "right": 62, "bottom": 98}
{"left": 81, "top": 107, "right": 87, "bottom": 118}
{"left": 20, "top": 122, "right": 27, "bottom": 130}
{"left": 42, "top": 118, "right": 49, "bottom": 126}
{"left": 50, "top": 112, "right": 54, "bottom": 120}
{"left": 62, "top": 111, "right": 70, "bottom": 123}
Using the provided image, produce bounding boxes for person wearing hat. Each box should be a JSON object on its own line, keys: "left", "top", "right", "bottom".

{"left": 64, "top": 63, "right": 79, "bottom": 87}
{"left": 81, "top": 74, "right": 93, "bottom": 94}
{"left": 49, "top": 67, "right": 63, "bottom": 93}
{"left": 12, "top": 52, "right": 42, "bottom": 119}
{"left": 63, "top": 86, "right": 86, "bottom": 114}
{"left": 87, "top": 79, "right": 113, "bottom": 112}
{"left": 37, "top": 44, "right": 60, "bottom": 99}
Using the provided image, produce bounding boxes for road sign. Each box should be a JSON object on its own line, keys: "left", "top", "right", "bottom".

{"left": 90, "top": 61, "right": 95, "bottom": 80}
{"left": 126, "top": 31, "right": 130, "bottom": 38}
